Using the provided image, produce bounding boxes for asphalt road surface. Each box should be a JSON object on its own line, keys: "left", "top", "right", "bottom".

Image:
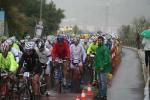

{"left": 108, "top": 48, "right": 145, "bottom": 100}
{"left": 15, "top": 48, "right": 144, "bottom": 100}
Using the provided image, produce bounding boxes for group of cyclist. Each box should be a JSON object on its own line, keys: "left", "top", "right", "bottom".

{"left": 0, "top": 32, "right": 117, "bottom": 100}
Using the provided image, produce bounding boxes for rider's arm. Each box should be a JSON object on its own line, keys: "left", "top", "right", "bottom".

{"left": 9, "top": 52, "right": 19, "bottom": 73}
{"left": 11, "top": 48, "right": 19, "bottom": 63}
{"left": 18, "top": 53, "right": 26, "bottom": 73}
{"left": 51, "top": 44, "right": 57, "bottom": 60}
{"left": 65, "top": 43, "right": 70, "bottom": 59}
{"left": 45, "top": 48, "right": 51, "bottom": 65}
{"left": 70, "top": 45, "right": 73, "bottom": 61}
{"left": 81, "top": 45, "right": 86, "bottom": 62}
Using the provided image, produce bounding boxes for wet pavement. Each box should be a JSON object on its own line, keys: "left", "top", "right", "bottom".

{"left": 40, "top": 48, "right": 145, "bottom": 100}
{"left": 13, "top": 48, "right": 145, "bottom": 100}
{"left": 108, "top": 48, "right": 145, "bottom": 100}
{"left": 40, "top": 93, "right": 80, "bottom": 100}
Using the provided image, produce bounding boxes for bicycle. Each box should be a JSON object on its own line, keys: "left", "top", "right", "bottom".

{"left": 0, "top": 69, "right": 10, "bottom": 100}
{"left": 84, "top": 54, "right": 96, "bottom": 85}
{"left": 39, "top": 65, "right": 47, "bottom": 96}
{"left": 53, "top": 59, "right": 66, "bottom": 93}
{"left": 0, "top": 69, "right": 16, "bottom": 100}
{"left": 71, "top": 62, "right": 81, "bottom": 93}
{"left": 17, "top": 71, "right": 33, "bottom": 100}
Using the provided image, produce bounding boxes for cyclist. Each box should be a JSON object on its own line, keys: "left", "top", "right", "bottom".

{"left": 19, "top": 41, "right": 41, "bottom": 99}
{"left": 70, "top": 38, "right": 86, "bottom": 92}
{"left": 52, "top": 35, "right": 70, "bottom": 86}
{"left": 0, "top": 42, "right": 19, "bottom": 73}
{"left": 35, "top": 40, "right": 55, "bottom": 96}
{"left": 87, "top": 37, "right": 98, "bottom": 55}
{"left": 70, "top": 37, "right": 86, "bottom": 73}
{"left": 86, "top": 37, "right": 98, "bottom": 84}
{"left": 10, "top": 36, "right": 23, "bottom": 62}
{"left": 5, "top": 39, "right": 21, "bottom": 63}
{"left": 0, "top": 42, "right": 19, "bottom": 98}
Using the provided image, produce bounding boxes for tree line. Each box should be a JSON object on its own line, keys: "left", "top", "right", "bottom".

{"left": 118, "top": 16, "right": 150, "bottom": 49}
{"left": 0, "top": 0, "right": 65, "bottom": 38}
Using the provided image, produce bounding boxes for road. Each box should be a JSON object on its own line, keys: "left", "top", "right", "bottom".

{"left": 30, "top": 48, "right": 145, "bottom": 100}
{"left": 108, "top": 48, "right": 145, "bottom": 100}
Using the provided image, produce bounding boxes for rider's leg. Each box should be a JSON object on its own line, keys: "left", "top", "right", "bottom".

{"left": 63, "top": 62, "right": 69, "bottom": 86}
{"left": 32, "top": 74, "right": 40, "bottom": 95}
{"left": 45, "top": 64, "right": 51, "bottom": 91}
{"left": 78, "top": 62, "right": 83, "bottom": 81}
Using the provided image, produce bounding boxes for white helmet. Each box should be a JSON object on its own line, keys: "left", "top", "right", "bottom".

{"left": 5, "top": 39, "right": 13, "bottom": 45}
{"left": 92, "top": 36, "right": 97, "bottom": 42}
{"left": 24, "top": 42, "right": 35, "bottom": 50}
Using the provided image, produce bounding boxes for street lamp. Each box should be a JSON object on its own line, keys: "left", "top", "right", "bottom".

{"left": 40, "top": 0, "right": 43, "bottom": 21}
{"left": 35, "top": 0, "right": 43, "bottom": 37}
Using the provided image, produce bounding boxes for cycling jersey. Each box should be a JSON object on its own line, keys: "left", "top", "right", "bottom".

{"left": 52, "top": 41, "right": 70, "bottom": 60}
{"left": 70, "top": 44, "right": 86, "bottom": 64}
{"left": 0, "top": 52, "right": 18, "bottom": 73}
{"left": 19, "top": 49, "right": 42, "bottom": 74}
{"left": 87, "top": 42, "right": 98, "bottom": 55}
{"left": 35, "top": 47, "right": 51, "bottom": 64}
{"left": 12, "top": 43, "right": 20, "bottom": 51}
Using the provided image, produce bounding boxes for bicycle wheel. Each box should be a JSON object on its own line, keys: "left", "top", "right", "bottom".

{"left": 19, "top": 84, "right": 31, "bottom": 100}
{"left": 72, "top": 69, "right": 81, "bottom": 93}
{"left": 40, "top": 78, "right": 46, "bottom": 95}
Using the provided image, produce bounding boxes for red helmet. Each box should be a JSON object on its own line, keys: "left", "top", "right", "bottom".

{"left": 1, "top": 43, "right": 10, "bottom": 52}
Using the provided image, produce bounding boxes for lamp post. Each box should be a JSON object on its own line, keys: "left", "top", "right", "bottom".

{"left": 40, "top": 0, "right": 43, "bottom": 21}
{"left": 35, "top": 0, "right": 43, "bottom": 38}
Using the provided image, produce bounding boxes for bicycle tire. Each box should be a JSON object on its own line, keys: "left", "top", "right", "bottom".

{"left": 19, "top": 84, "right": 31, "bottom": 100}
{"left": 40, "top": 80, "right": 46, "bottom": 95}
{"left": 0, "top": 82, "right": 9, "bottom": 100}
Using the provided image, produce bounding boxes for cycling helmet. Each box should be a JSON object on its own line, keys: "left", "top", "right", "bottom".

{"left": 92, "top": 36, "right": 97, "bottom": 42}
{"left": 24, "top": 42, "right": 35, "bottom": 50}
{"left": 10, "top": 36, "right": 16, "bottom": 43}
{"left": 1, "top": 43, "right": 10, "bottom": 52}
{"left": 20, "top": 39, "right": 25, "bottom": 44}
{"left": 26, "top": 35, "right": 30, "bottom": 39}
{"left": 74, "top": 37, "right": 80, "bottom": 43}
{"left": 57, "top": 35, "right": 64, "bottom": 43}
{"left": 5, "top": 39, "right": 13, "bottom": 45}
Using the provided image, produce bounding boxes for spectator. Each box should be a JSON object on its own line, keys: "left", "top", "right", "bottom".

{"left": 94, "top": 36, "right": 112, "bottom": 100}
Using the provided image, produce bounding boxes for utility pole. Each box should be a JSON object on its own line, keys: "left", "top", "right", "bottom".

{"left": 105, "top": 5, "right": 109, "bottom": 33}
{"left": 35, "top": 0, "right": 44, "bottom": 38}
{"left": 40, "top": 0, "right": 43, "bottom": 21}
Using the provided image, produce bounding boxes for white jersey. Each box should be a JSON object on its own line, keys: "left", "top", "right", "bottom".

{"left": 35, "top": 47, "right": 51, "bottom": 64}
{"left": 45, "top": 41, "right": 53, "bottom": 61}
{"left": 70, "top": 44, "right": 86, "bottom": 63}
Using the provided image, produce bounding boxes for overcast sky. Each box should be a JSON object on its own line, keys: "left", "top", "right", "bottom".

{"left": 47, "top": 0, "right": 150, "bottom": 32}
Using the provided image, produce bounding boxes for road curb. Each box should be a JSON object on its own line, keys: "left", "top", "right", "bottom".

{"left": 122, "top": 46, "right": 147, "bottom": 83}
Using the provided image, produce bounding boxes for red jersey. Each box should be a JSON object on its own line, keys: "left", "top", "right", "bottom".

{"left": 52, "top": 41, "right": 70, "bottom": 60}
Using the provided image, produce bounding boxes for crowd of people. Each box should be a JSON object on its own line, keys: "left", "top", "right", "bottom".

{"left": 0, "top": 32, "right": 120, "bottom": 100}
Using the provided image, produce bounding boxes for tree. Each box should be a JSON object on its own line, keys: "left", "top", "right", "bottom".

{"left": 118, "top": 16, "right": 150, "bottom": 48}
{"left": 0, "top": 0, "right": 65, "bottom": 37}
{"left": 43, "top": 1, "right": 65, "bottom": 35}
{"left": 118, "top": 25, "right": 131, "bottom": 40}
{"left": 73, "top": 25, "right": 79, "bottom": 34}
{"left": 132, "top": 17, "right": 150, "bottom": 49}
